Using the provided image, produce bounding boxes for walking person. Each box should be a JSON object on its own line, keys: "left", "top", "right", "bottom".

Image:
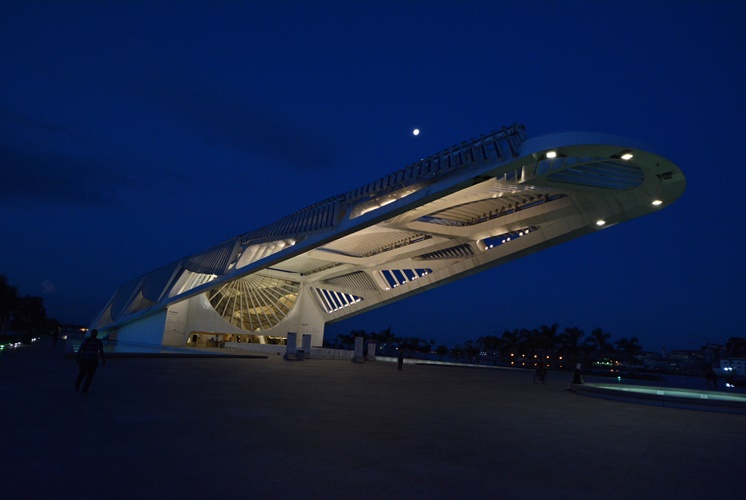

{"left": 397, "top": 349, "right": 404, "bottom": 371}
{"left": 75, "top": 329, "right": 106, "bottom": 394}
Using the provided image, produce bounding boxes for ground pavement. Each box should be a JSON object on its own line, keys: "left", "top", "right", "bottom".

{"left": 1, "top": 338, "right": 744, "bottom": 499}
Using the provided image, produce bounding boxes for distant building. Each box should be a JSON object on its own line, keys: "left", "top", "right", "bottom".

{"left": 721, "top": 337, "right": 746, "bottom": 377}
{"left": 90, "top": 125, "right": 685, "bottom": 349}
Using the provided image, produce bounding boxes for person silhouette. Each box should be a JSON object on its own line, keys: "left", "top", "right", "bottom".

{"left": 75, "top": 329, "right": 106, "bottom": 394}
{"left": 706, "top": 367, "right": 718, "bottom": 390}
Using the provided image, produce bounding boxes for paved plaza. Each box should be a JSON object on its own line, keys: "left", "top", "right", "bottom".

{"left": 2, "top": 338, "right": 744, "bottom": 499}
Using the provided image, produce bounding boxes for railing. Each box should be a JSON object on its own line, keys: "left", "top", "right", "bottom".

{"left": 237, "top": 123, "right": 527, "bottom": 244}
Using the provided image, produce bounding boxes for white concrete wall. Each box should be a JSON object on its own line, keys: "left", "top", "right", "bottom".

{"left": 116, "top": 309, "right": 167, "bottom": 345}
{"left": 105, "top": 285, "right": 330, "bottom": 349}
{"left": 162, "top": 299, "right": 190, "bottom": 346}
{"left": 183, "top": 294, "right": 247, "bottom": 336}
{"left": 297, "top": 284, "right": 326, "bottom": 347}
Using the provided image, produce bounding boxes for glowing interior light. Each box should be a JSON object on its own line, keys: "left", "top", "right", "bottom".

{"left": 596, "top": 219, "right": 606, "bottom": 226}
{"left": 652, "top": 200, "right": 663, "bottom": 206}
{"left": 545, "top": 151, "right": 557, "bottom": 159}
{"left": 621, "top": 153, "right": 634, "bottom": 160}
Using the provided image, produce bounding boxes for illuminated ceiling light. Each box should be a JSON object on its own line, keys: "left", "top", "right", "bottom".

{"left": 545, "top": 151, "right": 557, "bottom": 159}
{"left": 652, "top": 200, "right": 663, "bottom": 206}
{"left": 613, "top": 150, "right": 634, "bottom": 160}
{"left": 596, "top": 219, "right": 606, "bottom": 226}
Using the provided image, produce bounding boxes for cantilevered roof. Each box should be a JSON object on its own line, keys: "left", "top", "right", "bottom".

{"left": 92, "top": 124, "right": 685, "bottom": 332}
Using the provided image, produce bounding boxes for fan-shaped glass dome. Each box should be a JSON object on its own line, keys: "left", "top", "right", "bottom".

{"left": 207, "top": 274, "right": 299, "bottom": 331}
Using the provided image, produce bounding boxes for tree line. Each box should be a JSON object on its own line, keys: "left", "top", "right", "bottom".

{"left": 0, "top": 275, "right": 59, "bottom": 340}
{"left": 328, "top": 323, "right": 646, "bottom": 366}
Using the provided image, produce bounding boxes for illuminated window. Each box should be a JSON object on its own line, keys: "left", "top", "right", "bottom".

{"left": 379, "top": 268, "right": 432, "bottom": 289}
{"left": 313, "top": 288, "right": 363, "bottom": 313}
{"left": 208, "top": 275, "right": 299, "bottom": 331}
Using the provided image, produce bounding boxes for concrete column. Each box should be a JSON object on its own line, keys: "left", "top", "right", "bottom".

{"left": 352, "top": 336, "right": 365, "bottom": 363}
{"left": 297, "top": 284, "right": 327, "bottom": 347}
{"left": 302, "top": 334, "right": 312, "bottom": 360}
{"left": 284, "top": 332, "right": 301, "bottom": 361}
{"left": 367, "top": 342, "right": 377, "bottom": 361}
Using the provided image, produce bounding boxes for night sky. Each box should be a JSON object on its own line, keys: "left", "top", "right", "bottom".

{"left": 2, "top": 1, "right": 744, "bottom": 353}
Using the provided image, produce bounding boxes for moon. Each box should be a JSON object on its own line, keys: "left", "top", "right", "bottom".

{"left": 413, "top": 128, "right": 420, "bottom": 136}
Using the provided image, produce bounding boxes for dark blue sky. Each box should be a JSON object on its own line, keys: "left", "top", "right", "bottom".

{"left": 2, "top": 1, "right": 744, "bottom": 352}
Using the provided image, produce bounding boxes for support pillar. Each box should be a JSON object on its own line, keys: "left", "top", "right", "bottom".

{"left": 302, "top": 334, "right": 312, "bottom": 360}
{"left": 284, "top": 332, "right": 302, "bottom": 361}
{"left": 352, "top": 336, "right": 365, "bottom": 363}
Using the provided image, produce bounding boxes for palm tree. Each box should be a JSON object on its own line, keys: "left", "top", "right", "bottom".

{"left": 335, "top": 332, "right": 354, "bottom": 349}
{"left": 464, "top": 339, "right": 478, "bottom": 363}
{"left": 499, "top": 329, "right": 519, "bottom": 357}
{"left": 11, "top": 294, "right": 57, "bottom": 344}
{"left": 517, "top": 328, "right": 535, "bottom": 355}
{"left": 479, "top": 335, "right": 502, "bottom": 363}
{"left": 451, "top": 344, "right": 464, "bottom": 362}
{"left": 558, "top": 326, "right": 585, "bottom": 363}
{"left": 0, "top": 275, "right": 19, "bottom": 337}
{"left": 585, "top": 328, "right": 614, "bottom": 360}
{"left": 537, "top": 323, "right": 559, "bottom": 355}
{"left": 378, "top": 327, "right": 395, "bottom": 345}
{"left": 615, "top": 337, "right": 643, "bottom": 366}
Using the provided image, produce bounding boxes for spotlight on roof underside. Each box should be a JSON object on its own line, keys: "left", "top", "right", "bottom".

{"left": 545, "top": 150, "right": 567, "bottom": 160}
{"left": 652, "top": 200, "right": 663, "bottom": 206}
{"left": 612, "top": 150, "right": 634, "bottom": 161}
{"left": 596, "top": 219, "right": 606, "bottom": 227}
